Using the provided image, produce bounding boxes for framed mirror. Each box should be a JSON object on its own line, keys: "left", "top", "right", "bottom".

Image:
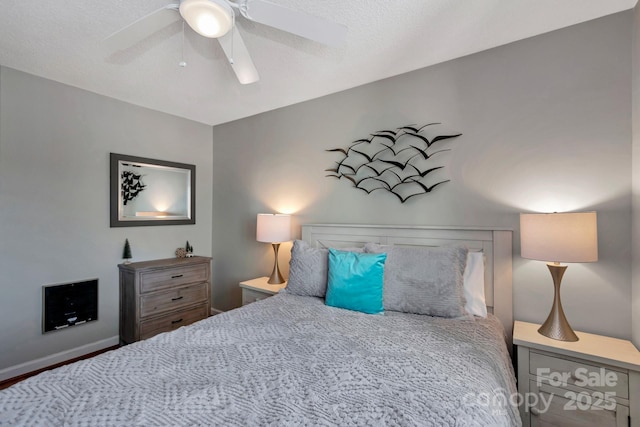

{"left": 110, "top": 153, "right": 195, "bottom": 227}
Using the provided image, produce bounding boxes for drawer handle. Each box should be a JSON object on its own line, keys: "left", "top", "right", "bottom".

{"left": 171, "top": 274, "right": 184, "bottom": 279}
{"left": 530, "top": 408, "right": 540, "bottom": 417}
{"left": 171, "top": 318, "right": 183, "bottom": 324}
{"left": 171, "top": 296, "right": 184, "bottom": 301}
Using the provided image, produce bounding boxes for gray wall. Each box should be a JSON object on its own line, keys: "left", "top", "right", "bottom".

{"left": 633, "top": 3, "right": 640, "bottom": 348}
{"left": 212, "top": 12, "right": 633, "bottom": 340}
{"left": 0, "top": 67, "right": 213, "bottom": 371}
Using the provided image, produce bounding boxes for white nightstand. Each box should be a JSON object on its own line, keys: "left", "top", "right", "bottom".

{"left": 239, "top": 277, "right": 287, "bottom": 306}
{"left": 514, "top": 321, "right": 640, "bottom": 427}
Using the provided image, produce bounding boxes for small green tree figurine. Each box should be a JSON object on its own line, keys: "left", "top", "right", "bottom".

{"left": 123, "top": 238, "right": 132, "bottom": 264}
{"left": 185, "top": 241, "right": 193, "bottom": 257}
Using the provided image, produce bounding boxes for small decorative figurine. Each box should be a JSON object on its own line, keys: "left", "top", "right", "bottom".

{"left": 122, "top": 239, "right": 132, "bottom": 264}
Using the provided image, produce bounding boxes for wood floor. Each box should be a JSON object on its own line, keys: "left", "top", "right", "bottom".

{"left": 0, "top": 345, "right": 119, "bottom": 390}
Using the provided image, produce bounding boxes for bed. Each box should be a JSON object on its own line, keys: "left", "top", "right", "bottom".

{"left": 0, "top": 224, "right": 520, "bottom": 426}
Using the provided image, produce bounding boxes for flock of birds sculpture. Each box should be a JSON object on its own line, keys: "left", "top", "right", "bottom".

{"left": 121, "top": 170, "right": 146, "bottom": 205}
{"left": 326, "top": 123, "right": 462, "bottom": 203}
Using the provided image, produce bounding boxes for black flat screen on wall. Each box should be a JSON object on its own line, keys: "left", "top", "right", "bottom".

{"left": 42, "top": 279, "right": 98, "bottom": 333}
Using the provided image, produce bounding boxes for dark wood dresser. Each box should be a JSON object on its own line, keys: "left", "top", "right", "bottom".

{"left": 118, "top": 256, "right": 212, "bottom": 344}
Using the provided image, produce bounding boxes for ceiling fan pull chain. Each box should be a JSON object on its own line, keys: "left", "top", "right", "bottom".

{"left": 179, "top": 21, "right": 187, "bottom": 67}
{"left": 229, "top": 13, "right": 235, "bottom": 65}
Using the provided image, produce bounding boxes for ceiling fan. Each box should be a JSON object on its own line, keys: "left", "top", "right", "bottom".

{"left": 105, "top": 0, "right": 348, "bottom": 84}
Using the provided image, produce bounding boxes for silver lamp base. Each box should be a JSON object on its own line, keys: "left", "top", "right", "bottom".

{"left": 538, "top": 263, "right": 579, "bottom": 342}
{"left": 267, "top": 243, "right": 285, "bottom": 284}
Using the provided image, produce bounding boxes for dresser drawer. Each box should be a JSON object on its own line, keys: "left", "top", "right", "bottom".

{"left": 140, "top": 303, "right": 209, "bottom": 340}
{"left": 140, "top": 282, "right": 208, "bottom": 318}
{"left": 242, "top": 288, "right": 271, "bottom": 305}
{"left": 140, "top": 263, "right": 208, "bottom": 293}
{"left": 530, "top": 351, "right": 628, "bottom": 398}
{"left": 119, "top": 257, "right": 212, "bottom": 345}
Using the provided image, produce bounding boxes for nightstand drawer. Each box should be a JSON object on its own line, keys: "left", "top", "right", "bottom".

{"left": 140, "top": 282, "right": 208, "bottom": 317}
{"left": 242, "top": 288, "right": 271, "bottom": 305}
{"left": 514, "top": 321, "right": 640, "bottom": 427}
{"left": 529, "top": 380, "right": 628, "bottom": 427}
{"left": 530, "top": 351, "right": 628, "bottom": 398}
{"left": 140, "top": 264, "right": 208, "bottom": 293}
{"left": 140, "top": 303, "right": 209, "bottom": 339}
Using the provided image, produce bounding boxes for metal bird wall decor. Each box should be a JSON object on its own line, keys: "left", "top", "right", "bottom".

{"left": 121, "top": 170, "right": 147, "bottom": 205}
{"left": 325, "top": 123, "right": 462, "bottom": 203}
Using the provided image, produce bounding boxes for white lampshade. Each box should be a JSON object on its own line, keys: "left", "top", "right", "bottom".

{"left": 256, "top": 214, "right": 291, "bottom": 243}
{"left": 520, "top": 212, "right": 598, "bottom": 263}
{"left": 179, "top": 0, "right": 233, "bottom": 38}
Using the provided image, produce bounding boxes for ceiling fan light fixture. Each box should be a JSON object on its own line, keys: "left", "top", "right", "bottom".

{"left": 179, "top": 0, "right": 233, "bottom": 38}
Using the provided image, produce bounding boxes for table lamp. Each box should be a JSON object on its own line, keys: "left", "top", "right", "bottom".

{"left": 256, "top": 213, "right": 292, "bottom": 284}
{"left": 520, "top": 212, "right": 598, "bottom": 342}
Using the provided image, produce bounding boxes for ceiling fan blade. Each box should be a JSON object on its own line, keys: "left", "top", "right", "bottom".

{"left": 217, "top": 26, "right": 260, "bottom": 84}
{"left": 241, "top": 0, "right": 347, "bottom": 47}
{"left": 105, "top": 4, "right": 181, "bottom": 52}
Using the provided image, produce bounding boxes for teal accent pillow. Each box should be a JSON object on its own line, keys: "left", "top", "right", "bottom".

{"left": 325, "top": 249, "right": 387, "bottom": 314}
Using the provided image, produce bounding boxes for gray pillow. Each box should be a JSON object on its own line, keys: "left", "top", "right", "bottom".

{"left": 364, "top": 243, "right": 468, "bottom": 318}
{"left": 285, "top": 240, "right": 329, "bottom": 297}
{"left": 285, "top": 240, "right": 365, "bottom": 297}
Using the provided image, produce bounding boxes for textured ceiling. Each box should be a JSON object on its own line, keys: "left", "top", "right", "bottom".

{"left": 0, "top": 0, "right": 636, "bottom": 126}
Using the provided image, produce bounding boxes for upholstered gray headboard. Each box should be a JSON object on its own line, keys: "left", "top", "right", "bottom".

{"left": 301, "top": 224, "right": 514, "bottom": 348}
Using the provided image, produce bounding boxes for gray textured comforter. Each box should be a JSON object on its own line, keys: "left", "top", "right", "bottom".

{"left": 0, "top": 294, "right": 520, "bottom": 426}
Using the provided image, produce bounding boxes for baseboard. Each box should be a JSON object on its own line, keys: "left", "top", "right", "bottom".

{"left": 211, "top": 308, "right": 224, "bottom": 315}
{"left": 0, "top": 336, "right": 119, "bottom": 382}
